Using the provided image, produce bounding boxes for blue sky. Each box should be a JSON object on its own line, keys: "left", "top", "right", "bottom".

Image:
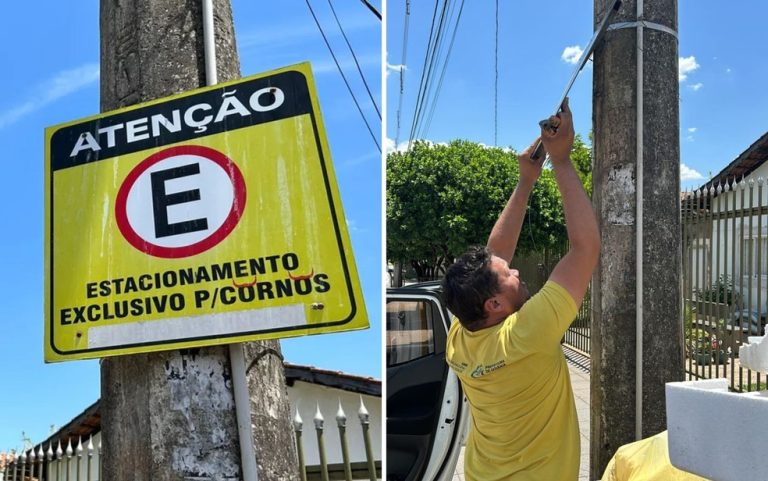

{"left": 0, "top": 0, "right": 381, "bottom": 451}
{"left": 385, "top": 0, "right": 768, "bottom": 190}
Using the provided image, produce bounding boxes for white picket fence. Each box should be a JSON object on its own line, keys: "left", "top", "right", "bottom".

{"left": 1, "top": 396, "right": 379, "bottom": 481}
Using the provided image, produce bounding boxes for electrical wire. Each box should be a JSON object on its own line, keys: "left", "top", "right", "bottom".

{"left": 418, "top": 0, "right": 457, "bottom": 140}
{"left": 359, "top": 0, "right": 381, "bottom": 20}
{"left": 395, "top": 0, "right": 411, "bottom": 147}
{"left": 304, "top": 0, "right": 381, "bottom": 153}
{"left": 412, "top": 1, "right": 449, "bottom": 144}
{"left": 494, "top": 0, "right": 499, "bottom": 146}
{"left": 407, "top": 0, "right": 449, "bottom": 150}
{"left": 407, "top": 0, "right": 466, "bottom": 147}
{"left": 421, "top": 0, "right": 465, "bottom": 139}
{"left": 406, "top": 0, "right": 442, "bottom": 150}
{"left": 326, "top": 0, "right": 381, "bottom": 120}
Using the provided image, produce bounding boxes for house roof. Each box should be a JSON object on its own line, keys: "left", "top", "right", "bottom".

{"left": 32, "top": 399, "right": 101, "bottom": 458}
{"left": 22, "top": 362, "right": 380, "bottom": 456}
{"left": 698, "top": 131, "right": 768, "bottom": 192}
{"left": 283, "top": 363, "right": 381, "bottom": 396}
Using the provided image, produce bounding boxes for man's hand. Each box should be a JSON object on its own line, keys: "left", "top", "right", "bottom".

{"left": 518, "top": 137, "right": 545, "bottom": 184}
{"left": 540, "top": 97, "right": 575, "bottom": 163}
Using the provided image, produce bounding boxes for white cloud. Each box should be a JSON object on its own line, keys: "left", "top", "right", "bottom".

{"left": 386, "top": 63, "right": 405, "bottom": 78}
{"left": 681, "top": 163, "right": 704, "bottom": 181}
{"left": 477, "top": 142, "right": 513, "bottom": 153}
{"left": 690, "top": 83, "right": 703, "bottom": 91}
{"left": 384, "top": 137, "right": 411, "bottom": 153}
{"left": 679, "top": 56, "right": 699, "bottom": 81}
{"left": 685, "top": 126, "right": 696, "bottom": 142}
{"left": 385, "top": 137, "right": 450, "bottom": 153}
{"left": 386, "top": 138, "right": 515, "bottom": 155}
{"left": 345, "top": 218, "right": 363, "bottom": 233}
{"left": 561, "top": 45, "right": 584, "bottom": 65}
{"left": 0, "top": 63, "right": 99, "bottom": 130}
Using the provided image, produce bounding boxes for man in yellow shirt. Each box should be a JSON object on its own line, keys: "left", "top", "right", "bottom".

{"left": 442, "top": 98, "right": 600, "bottom": 480}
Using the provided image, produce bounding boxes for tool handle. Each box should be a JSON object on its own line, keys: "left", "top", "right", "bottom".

{"left": 531, "top": 118, "right": 556, "bottom": 162}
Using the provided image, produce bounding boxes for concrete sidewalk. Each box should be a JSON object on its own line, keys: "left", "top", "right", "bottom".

{"left": 452, "top": 346, "right": 593, "bottom": 481}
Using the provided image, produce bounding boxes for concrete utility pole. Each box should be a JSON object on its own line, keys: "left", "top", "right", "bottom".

{"left": 591, "top": 0, "right": 681, "bottom": 478}
{"left": 100, "top": 1, "right": 299, "bottom": 479}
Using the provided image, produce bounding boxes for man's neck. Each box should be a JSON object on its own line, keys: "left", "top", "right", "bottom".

{"left": 467, "top": 311, "right": 510, "bottom": 331}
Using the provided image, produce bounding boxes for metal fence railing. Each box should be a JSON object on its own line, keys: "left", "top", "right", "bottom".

{"left": 563, "top": 285, "right": 591, "bottom": 355}
{"left": 293, "top": 397, "right": 380, "bottom": 481}
{"left": 1, "top": 396, "right": 381, "bottom": 481}
{"left": 0, "top": 437, "right": 101, "bottom": 481}
{"left": 683, "top": 178, "right": 768, "bottom": 392}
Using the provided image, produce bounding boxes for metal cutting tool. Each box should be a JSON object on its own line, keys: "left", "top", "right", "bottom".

{"left": 531, "top": 0, "right": 623, "bottom": 161}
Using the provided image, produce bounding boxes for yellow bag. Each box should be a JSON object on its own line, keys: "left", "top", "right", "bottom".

{"left": 601, "top": 431, "right": 710, "bottom": 481}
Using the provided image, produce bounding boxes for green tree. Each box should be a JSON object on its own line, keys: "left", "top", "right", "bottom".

{"left": 571, "top": 134, "right": 592, "bottom": 195}
{"left": 387, "top": 137, "right": 592, "bottom": 282}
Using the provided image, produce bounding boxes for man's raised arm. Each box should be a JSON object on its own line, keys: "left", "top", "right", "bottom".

{"left": 543, "top": 98, "right": 601, "bottom": 306}
{"left": 487, "top": 139, "right": 545, "bottom": 264}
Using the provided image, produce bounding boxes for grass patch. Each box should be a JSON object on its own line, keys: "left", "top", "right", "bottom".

{"left": 740, "top": 381, "right": 768, "bottom": 392}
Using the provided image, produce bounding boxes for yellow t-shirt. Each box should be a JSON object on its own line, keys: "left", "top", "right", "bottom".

{"left": 446, "top": 280, "right": 579, "bottom": 481}
{"left": 601, "top": 431, "right": 710, "bottom": 481}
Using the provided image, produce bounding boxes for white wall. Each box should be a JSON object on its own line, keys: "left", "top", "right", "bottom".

{"left": 46, "top": 432, "right": 101, "bottom": 481}
{"left": 34, "top": 381, "right": 381, "bottom": 480}
{"left": 693, "top": 165, "right": 768, "bottom": 313}
{"left": 287, "top": 380, "right": 382, "bottom": 467}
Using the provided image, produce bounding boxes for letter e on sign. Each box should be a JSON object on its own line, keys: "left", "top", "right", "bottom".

{"left": 115, "top": 145, "right": 246, "bottom": 258}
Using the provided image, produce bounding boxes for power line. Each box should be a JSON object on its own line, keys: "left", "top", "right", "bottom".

{"left": 304, "top": 0, "right": 381, "bottom": 153}
{"left": 407, "top": 0, "right": 442, "bottom": 150}
{"left": 359, "top": 0, "right": 381, "bottom": 20}
{"left": 418, "top": 0, "right": 457, "bottom": 140}
{"left": 494, "top": 0, "right": 499, "bottom": 146}
{"left": 415, "top": 1, "right": 450, "bottom": 142}
{"left": 422, "top": 0, "right": 466, "bottom": 138}
{"left": 407, "top": 0, "right": 449, "bottom": 149}
{"left": 326, "top": 0, "right": 381, "bottom": 120}
{"left": 407, "top": 0, "right": 466, "bottom": 146}
{"left": 395, "top": 0, "right": 411, "bottom": 147}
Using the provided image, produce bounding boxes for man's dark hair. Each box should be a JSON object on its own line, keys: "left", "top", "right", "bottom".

{"left": 441, "top": 246, "right": 500, "bottom": 329}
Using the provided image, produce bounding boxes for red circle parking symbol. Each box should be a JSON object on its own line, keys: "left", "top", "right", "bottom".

{"left": 115, "top": 145, "right": 246, "bottom": 258}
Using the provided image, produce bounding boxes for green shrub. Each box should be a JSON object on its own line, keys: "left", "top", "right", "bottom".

{"left": 694, "top": 275, "right": 741, "bottom": 305}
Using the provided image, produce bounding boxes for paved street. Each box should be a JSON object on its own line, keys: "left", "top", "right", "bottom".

{"left": 452, "top": 346, "right": 593, "bottom": 481}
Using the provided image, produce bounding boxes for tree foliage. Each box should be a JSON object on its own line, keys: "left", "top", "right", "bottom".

{"left": 572, "top": 133, "right": 593, "bottom": 195}
{"left": 387, "top": 136, "right": 592, "bottom": 281}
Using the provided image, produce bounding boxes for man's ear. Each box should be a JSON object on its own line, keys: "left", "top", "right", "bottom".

{"left": 484, "top": 296, "right": 502, "bottom": 316}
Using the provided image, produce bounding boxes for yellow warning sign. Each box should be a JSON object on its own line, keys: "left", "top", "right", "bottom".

{"left": 44, "top": 63, "right": 369, "bottom": 362}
